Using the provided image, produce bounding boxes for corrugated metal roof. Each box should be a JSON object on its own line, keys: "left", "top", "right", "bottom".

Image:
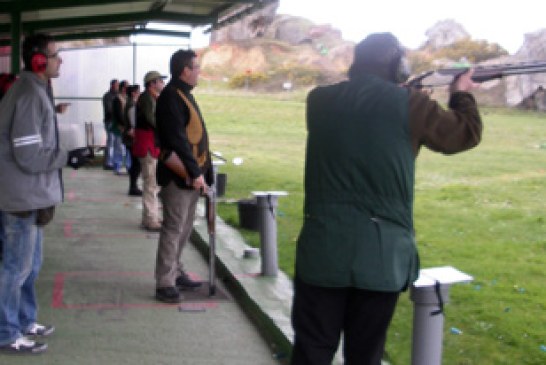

{"left": 0, "top": 0, "right": 277, "bottom": 42}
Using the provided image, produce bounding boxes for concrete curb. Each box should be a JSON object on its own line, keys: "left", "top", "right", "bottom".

{"left": 191, "top": 201, "right": 294, "bottom": 361}
{"left": 191, "top": 201, "right": 391, "bottom": 365}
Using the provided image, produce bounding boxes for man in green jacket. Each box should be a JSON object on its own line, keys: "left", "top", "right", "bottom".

{"left": 291, "top": 33, "right": 482, "bottom": 365}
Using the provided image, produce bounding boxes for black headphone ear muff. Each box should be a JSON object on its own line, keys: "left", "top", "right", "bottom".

{"left": 390, "top": 49, "right": 411, "bottom": 84}
{"left": 31, "top": 50, "right": 47, "bottom": 73}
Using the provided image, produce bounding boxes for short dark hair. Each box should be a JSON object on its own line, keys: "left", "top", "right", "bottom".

{"left": 22, "top": 33, "right": 54, "bottom": 71}
{"left": 110, "top": 79, "right": 118, "bottom": 86}
{"left": 127, "top": 84, "right": 140, "bottom": 95}
{"left": 170, "top": 49, "right": 196, "bottom": 78}
{"left": 119, "top": 80, "right": 128, "bottom": 91}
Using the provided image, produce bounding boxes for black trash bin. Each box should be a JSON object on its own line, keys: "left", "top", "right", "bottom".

{"left": 216, "top": 173, "right": 227, "bottom": 197}
{"left": 237, "top": 198, "right": 259, "bottom": 230}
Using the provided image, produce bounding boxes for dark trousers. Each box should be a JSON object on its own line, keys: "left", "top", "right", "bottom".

{"left": 290, "top": 276, "right": 399, "bottom": 365}
{"left": 128, "top": 149, "right": 141, "bottom": 190}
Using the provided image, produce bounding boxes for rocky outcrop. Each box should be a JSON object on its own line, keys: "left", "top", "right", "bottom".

{"left": 204, "top": 13, "right": 354, "bottom": 84}
{"left": 506, "top": 29, "right": 546, "bottom": 106}
{"left": 210, "top": 2, "right": 279, "bottom": 43}
{"left": 424, "top": 19, "right": 470, "bottom": 50}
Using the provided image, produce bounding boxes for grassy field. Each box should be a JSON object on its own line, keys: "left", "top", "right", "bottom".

{"left": 197, "top": 89, "right": 546, "bottom": 365}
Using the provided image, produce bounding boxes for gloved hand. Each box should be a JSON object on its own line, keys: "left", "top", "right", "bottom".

{"left": 67, "top": 147, "right": 93, "bottom": 169}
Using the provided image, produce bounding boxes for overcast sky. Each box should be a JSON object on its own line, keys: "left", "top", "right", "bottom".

{"left": 277, "top": 0, "right": 545, "bottom": 54}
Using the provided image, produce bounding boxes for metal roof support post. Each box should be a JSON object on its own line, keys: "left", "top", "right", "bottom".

{"left": 132, "top": 39, "right": 137, "bottom": 85}
{"left": 409, "top": 266, "right": 473, "bottom": 365}
{"left": 10, "top": 11, "right": 21, "bottom": 73}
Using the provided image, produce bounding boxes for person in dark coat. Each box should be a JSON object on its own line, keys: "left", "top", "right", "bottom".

{"left": 290, "top": 32, "right": 483, "bottom": 365}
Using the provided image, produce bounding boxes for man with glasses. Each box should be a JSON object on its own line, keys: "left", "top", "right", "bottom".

{"left": 0, "top": 33, "right": 90, "bottom": 354}
{"left": 154, "top": 50, "right": 213, "bottom": 303}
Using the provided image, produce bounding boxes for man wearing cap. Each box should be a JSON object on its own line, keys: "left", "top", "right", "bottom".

{"left": 133, "top": 71, "right": 166, "bottom": 231}
{"left": 290, "top": 32, "right": 483, "bottom": 365}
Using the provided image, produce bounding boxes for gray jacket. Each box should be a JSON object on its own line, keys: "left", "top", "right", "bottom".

{"left": 0, "top": 71, "right": 67, "bottom": 212}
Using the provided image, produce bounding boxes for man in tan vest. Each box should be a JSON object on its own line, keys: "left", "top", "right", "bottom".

{"left": 153, "top": 50, "right": 213, "bottom": 303}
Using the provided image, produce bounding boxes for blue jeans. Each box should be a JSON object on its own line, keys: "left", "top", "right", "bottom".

{"left": 112, "top": 134, "right": 131, "bottom": 172}
{"left": 0, "top": 211, "right": 4, "bottom": 260}
{"left": 0, "top": 211, "right": 43, "bottom": 345}
{"left": 104, "top": 124, "right": 115, "bottom": 168}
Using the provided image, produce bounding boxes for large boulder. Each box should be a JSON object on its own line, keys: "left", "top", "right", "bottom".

{"left": 424, "top": 19, "right": 470, "bottom": 50}
{"left": 504, "top": 29, "right": 546, "bottom": 106}
{"left": 210, "top": 2, "right": 279, "bottom": 43}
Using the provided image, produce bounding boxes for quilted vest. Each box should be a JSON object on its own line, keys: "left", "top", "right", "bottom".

{"left": 296, "top": 74, "right": 419, "bottom": 292}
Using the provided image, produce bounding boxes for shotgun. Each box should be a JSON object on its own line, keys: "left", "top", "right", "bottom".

{"left": 406, "top": 60, "right": 546, "bottom": 88}
{"left": 205, "top": 188, "right": 216, "bottom": 296}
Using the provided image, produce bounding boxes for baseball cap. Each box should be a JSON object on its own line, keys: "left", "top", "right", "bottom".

{"left": 144, "top": 71, "right": 167, "bottom": 84}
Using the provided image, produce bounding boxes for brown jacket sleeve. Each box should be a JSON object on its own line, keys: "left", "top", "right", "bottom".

{"left": 409, "top": 89, "right": 483, "bottom": 156}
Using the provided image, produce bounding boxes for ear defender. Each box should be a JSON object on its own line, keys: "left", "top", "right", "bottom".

{"left": 396, "top": 56, "right": 411, "bottom": 84}
{"left": 391, "top": 49, "right": 411, "bottom": 84}
{"left": 31, "top": 52, "right": 47, "bottom": 73}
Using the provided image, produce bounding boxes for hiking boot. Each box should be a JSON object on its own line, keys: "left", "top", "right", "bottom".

{"left": 24, "top": 323, "right": 55, "bottom": 337}
{"left": 0, "top": 336, "right": 47, "bottom": 354}
{"left": 176, "top": 271, "right": 202, "bottom": 290}
{"left": 155, "top": 287, "right": 182, "bottom": 303}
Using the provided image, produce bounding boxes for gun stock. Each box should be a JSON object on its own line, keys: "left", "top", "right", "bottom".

{"left": 407, "top": 60, "right": 546, "bottom": 88}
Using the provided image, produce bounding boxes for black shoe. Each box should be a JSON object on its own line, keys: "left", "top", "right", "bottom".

{"left": 128, "top": 188, "right": 142, "bottom": 196}
{"left": 155, "top": 287, "right": 182, "bottom": 303}
{"left": 0, "top": 336, "right": 47, "bottom": 354}
{"left": 176, "top": 272, "right": 202, "bottom": 290}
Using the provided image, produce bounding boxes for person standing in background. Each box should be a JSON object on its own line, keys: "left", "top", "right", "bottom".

{"left": 133, "top": 71, "right": 166, "bottom": 231}
{"left": 102, "top": 79, "right": 118, "bottom": 170}
{"left": 123, "top": 84, "right": 142, "bottom": 196}
{"left": 110, "top": 80, "right": 129, "bottom": 175}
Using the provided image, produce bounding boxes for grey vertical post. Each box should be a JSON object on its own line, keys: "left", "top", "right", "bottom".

{"left": 410, "top": 266, "right": 473, "bottom": 365}
{"left": 410, "top": 284, "right": 450, "bottom": 365}
{"left": 10, "top": 11, "right": 21, "bottom": 74}
{"left": 253, "top": 191, "right": 288, "bottom": 277}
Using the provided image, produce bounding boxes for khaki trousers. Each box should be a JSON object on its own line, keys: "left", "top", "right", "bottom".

{"left": 155, "top": 182, "right": 199, "bottom": 288}
{"left": 139, "top": 153, "right": 160, "bottom": 226}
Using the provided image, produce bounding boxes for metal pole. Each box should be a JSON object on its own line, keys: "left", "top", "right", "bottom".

{"left": 410, "top": 284, "right": 451, "bottom": 365}
{"left": 132, "top": 40, "right": 137, "bottom": 85}
{"left": 10, "top": 11, "right": 21, "bottom": 74}
{"left": 255, "top": 194, "right": 279, "bottom": 276}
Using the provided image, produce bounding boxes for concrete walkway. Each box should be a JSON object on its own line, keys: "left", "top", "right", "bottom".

{"left": 1, "top": 166, "right": 287, "bottom": 365}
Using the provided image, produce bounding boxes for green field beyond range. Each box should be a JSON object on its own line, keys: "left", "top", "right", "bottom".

{"left": 199, "top": 89, "right": 546, "bottom": 365}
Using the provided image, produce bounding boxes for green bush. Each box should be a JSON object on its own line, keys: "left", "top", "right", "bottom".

{"left": 273, "top": 65, "right": 324, "bottom": 86}
{"left": 228, "top": 71, "right": 269, "bottom": 89}
{"left": 435, "top": 37, "right": 508, "bottom": 63}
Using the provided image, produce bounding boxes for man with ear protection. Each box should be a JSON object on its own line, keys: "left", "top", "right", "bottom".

{"left": 0, "top": 33, "right": 90, "bottom": 354}
{"left": 290, "top": 33, "right": 483, "bottom": 365}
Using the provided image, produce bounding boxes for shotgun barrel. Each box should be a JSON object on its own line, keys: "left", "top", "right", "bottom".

{"left": 406, "top": 60, "right": 546, "bottom": 88}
